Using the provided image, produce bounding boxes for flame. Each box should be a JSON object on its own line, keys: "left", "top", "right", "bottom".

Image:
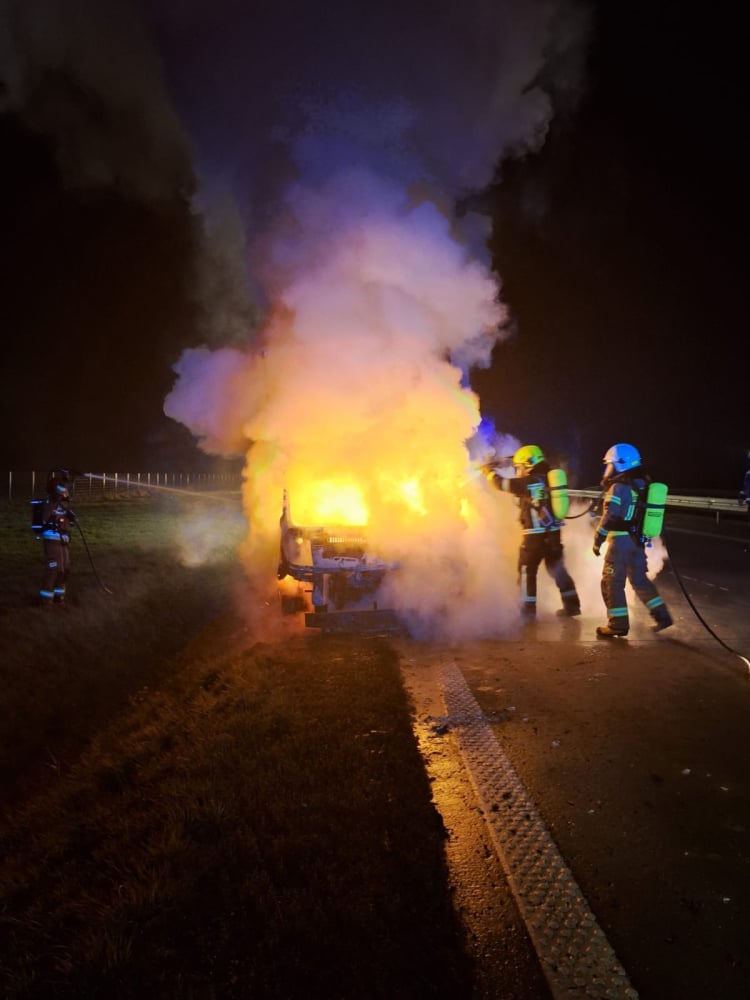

{"left": 286, "top": 473, "right": 437, "bottom": 526}
{"left": 290, "top": 479, "right": 368, "bottom": 526}
{"left": 396, "top": 477, "right": 426, "bottom": 516}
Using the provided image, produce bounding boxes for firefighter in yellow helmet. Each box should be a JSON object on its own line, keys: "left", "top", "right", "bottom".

{"left": 484, "top": 445, "right": 581, "bottom": 619}
{"left": 592, "top": 443, "right": 673, "bottom": 638}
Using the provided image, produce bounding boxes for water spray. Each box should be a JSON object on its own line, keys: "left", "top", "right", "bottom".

{"left": 80, "top": 472, "right": 240, "bottom": 503}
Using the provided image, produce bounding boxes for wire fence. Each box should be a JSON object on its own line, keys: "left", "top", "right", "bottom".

{"left": 4, "top": 471, "right": 243, "bottom": 503}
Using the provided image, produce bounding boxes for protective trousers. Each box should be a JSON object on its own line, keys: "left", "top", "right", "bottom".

{"left": 518, "top": 531, "right": 580, "bottom": 616}
{"left": 601, "top": 534, "right": 670, "bottom": 634}
{"left": 40, "top": 537, "right": 70, "bottom": 605}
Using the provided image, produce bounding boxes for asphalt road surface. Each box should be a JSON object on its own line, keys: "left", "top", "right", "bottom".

{"left": 400, "top": 510, "right": 750, "bottom": 999}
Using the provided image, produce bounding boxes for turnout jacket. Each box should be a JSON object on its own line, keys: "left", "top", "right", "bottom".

{"left": 41, "top": 496, "right": 76, "bottom": 543}
{"left": 593, "top": 472, "right": 648, "bottom": 548}
{"left": 486, "top": 461, "right": 560, "bottom": 535}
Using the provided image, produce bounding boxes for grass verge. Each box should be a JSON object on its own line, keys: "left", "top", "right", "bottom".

{"left": 0, "top": 497, "right": 475, "bottom": 998}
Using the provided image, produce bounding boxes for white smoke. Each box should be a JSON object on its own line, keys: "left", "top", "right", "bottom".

{"left": 174, "top": 505, "right": 247, "bottom": 567}
{"left": 154, "top": 0, "right": 593, "bottom": 637}
{"left": 645, "top": 535, "right": 669, "bottom": 579}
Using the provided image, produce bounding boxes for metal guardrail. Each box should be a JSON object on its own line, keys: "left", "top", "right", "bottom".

{"left": 569, "top": 489, "right": 746, "bottom": 522}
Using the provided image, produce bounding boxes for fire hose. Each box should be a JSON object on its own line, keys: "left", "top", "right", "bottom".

{"left": 74, "top": 521, "right": 114, "bottom": 596}
{"left": 564, "top": 500, "right": 596, "bottom": 519}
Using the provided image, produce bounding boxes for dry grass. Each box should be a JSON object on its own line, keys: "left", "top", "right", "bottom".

{"left": 0, "top": 496, "right": 473, "bottom": 998}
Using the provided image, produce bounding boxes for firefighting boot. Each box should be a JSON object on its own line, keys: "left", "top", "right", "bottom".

{"left": 652, "top": 610, "right": 673, "bottom": 633}
{"left": 556, "top": 600, "right": 581, "bottom": 617}
{"left": 596, "top": 625, "right": 628, "bottom": 639}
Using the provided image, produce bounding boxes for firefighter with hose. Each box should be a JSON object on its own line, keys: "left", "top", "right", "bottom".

{"left": 592, "top": 443, "right": 673, "bottom": 638}
{"left": 483, "top": 445, "right": 581, "bottom": 620}
{"left": 37, "top": 467, "right": 78, "bottom": 609}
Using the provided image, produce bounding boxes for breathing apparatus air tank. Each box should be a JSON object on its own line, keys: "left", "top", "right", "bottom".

{"left": 642, "top": 481, "right": 668, "bottom": 538}
{"left": 547, "top": 468, "right": 569, "bottom": 520}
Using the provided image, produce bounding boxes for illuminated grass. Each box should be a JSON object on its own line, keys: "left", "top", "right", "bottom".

{"left": 0, "top": 497, "right": 473, "bottom": 997}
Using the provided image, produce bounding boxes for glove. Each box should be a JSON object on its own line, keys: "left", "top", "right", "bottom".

{"left": 592, "top": 538, "right": 602, "bottom": 557}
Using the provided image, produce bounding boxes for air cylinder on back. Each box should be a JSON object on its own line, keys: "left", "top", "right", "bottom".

{"left": 643, "top": 482, "right": 668, "bottom": 538}
{"left": 547, "top": 468, "right": 569, "bottom": 519}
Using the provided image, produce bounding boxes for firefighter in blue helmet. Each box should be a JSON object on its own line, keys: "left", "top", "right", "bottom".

{"left": 38, "top": 468, "right": 77, "bottom": 608}
{"left": 592, "top": 443, "right": 673, "bottom": 638}
{"left": 484, "top": 445, "right": 581, "bottom": 619}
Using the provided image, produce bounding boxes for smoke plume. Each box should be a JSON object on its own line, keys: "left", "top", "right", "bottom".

{"left": 154, "top": 0, "right": 592, "bottom": 637}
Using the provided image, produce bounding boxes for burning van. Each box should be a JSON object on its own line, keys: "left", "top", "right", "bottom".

{"left": 277, "top": 489, "right": 401, "bottom": 632}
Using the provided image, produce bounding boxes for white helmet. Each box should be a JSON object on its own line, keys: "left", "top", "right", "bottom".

{"left": 603, "top": 443, "right": 641, "bottom": 479}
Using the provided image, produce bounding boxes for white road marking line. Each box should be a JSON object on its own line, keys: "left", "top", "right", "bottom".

{"left": 442, "top": 660, "right": 638, "bottom": 1000}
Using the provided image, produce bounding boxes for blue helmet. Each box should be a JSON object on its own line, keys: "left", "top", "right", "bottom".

{"left": 603, "top": 443, "right": 641, "bottom": 479}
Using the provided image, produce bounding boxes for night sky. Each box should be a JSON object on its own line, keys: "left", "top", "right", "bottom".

{"left": 476, "top": 1, "right": 746, "bottom": 490}
{"left": 0, "top": 0, "right": 745, "bottom": 491}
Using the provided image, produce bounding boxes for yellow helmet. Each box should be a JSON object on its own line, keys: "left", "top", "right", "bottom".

{"left": 513, "top": 444, "right": 545, "bottom": 474}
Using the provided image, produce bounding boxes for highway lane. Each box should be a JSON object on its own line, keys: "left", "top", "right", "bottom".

{"left": 425, "top": 514, "right": 750, "bottom": 998}
{"left": 662, "top": 515, "right": 750, "bottom": 657}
